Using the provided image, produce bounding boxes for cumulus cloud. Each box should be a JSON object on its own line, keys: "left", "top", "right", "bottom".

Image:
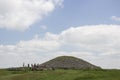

{"left": 0, "top": 0, "right": 63, "bottom": 31}
{"left": 0, "top": 36, "right": 61, "bottom": 68}
{"left": 0, "top": 24, "right": 120, "bottom": 68}
{"left": 111, "top": 16, "right": 120, "bottom": 22}
{"left": 60, "top": 25, "right": 120, "bottom": 55}
{"left": 40, "top": 25, "right": 48, "bottom": 30}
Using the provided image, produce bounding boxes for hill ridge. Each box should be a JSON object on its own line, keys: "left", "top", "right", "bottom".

{"left": 40, "top": 56, "right": 100, "bottom": 69}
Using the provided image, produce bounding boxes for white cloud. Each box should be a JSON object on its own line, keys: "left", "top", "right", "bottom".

{"left": 111, "top": 16, "right": 120, "bottom": 22}
{"left": 0, "top": 0, "right": 63, "bottom": 31}
{"left": 60, "top": 25, "right": 120, "bottom": 54}
{"left": 40, "top": 25, "right": 48, "bottom": 30}
{"left": 0, "top": 24, "right": 120, "bottom": 69}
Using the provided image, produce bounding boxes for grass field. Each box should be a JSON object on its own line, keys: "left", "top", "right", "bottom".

{"left": 0, "top": 69, "right": 120, "bottom": 80}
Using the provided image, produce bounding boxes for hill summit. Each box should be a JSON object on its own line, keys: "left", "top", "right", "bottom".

{"left": 40, "top": 56, "right": 100, "bottom": 69}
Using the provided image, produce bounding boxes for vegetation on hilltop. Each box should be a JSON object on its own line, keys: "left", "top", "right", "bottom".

{"left": 40, "top": 56, "right": 101, "bottom": 69}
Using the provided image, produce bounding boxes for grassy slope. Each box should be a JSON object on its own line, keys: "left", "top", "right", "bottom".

{"left": 0, "top": 69, "right": 120, "bottom": 80}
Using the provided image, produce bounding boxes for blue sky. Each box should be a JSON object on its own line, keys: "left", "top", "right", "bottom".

{"left": 0, "top": 0, "right": 120, "bottom": 68}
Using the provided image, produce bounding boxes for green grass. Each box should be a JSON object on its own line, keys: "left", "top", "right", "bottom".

{"left": 0, "top": 69, "right": 120, "bottom": 80}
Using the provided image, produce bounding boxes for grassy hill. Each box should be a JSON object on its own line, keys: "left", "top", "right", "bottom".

{"left": 0, "top": 56, "right": 119, "bottom": 80}
{"left": 0, "top": 69, "right": 120, "bottom": 80}
{"left": 40, "top": 56, "right": 100, "bottom": 69}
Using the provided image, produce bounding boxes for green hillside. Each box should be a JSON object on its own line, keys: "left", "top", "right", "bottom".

{"left": 0, "top": 69, "right": 120, "bottom": 80}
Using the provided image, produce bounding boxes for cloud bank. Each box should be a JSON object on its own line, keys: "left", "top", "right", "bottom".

{"left": 0, "top": 24, "right": 120, "bottom": 68}
{"left": 0, "top": 0, "right": 63, "bottom": 31}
